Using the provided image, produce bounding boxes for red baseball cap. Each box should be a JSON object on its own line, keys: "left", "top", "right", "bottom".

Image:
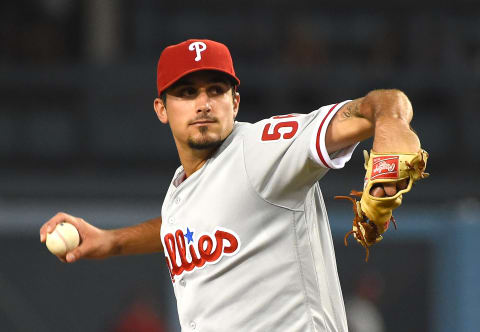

{"left": 156, "top": 39, "right": 240, "bottom": 95}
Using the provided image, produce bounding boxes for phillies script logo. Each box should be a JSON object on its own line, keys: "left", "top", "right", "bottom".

{"left": 371, "top": 156, "right": 399, "bottom": 180}
{"left": 163, "top": 227, "right": 241, "bottom": 282}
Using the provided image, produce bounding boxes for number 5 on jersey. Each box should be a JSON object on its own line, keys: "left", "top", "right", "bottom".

{"left": 261, "top": 115, "right": 299, "bottom": 141}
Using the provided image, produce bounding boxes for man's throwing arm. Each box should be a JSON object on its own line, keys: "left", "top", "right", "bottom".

{"left": 40, "top": 213, "right": 163, "bottom": 263}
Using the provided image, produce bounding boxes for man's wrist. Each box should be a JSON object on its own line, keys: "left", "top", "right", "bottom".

{"left": 105, "top": 229, "right": 123, "bottom": 256}
{"left": 373, "top": 120, "right": 420, "bottom": 153}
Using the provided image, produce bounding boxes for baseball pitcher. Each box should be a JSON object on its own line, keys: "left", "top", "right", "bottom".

{"left": 40, "top": 39, "right": 428, "bottom": 332}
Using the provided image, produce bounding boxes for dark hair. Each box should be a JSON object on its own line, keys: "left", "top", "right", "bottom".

{"left": 160, "top": 90, "right": 167, "bottom": 106}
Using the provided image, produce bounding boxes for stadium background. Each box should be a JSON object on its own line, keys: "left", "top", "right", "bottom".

{"left": 1, "top": 1, "right": 479, "bottom": 331}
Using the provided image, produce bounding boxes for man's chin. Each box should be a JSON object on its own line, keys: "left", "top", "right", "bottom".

{"left": 187, "top": 137, "right": 223, "bottom": 150}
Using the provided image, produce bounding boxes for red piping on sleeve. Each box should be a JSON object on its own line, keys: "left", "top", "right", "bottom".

{"left": 315, "top": 103, "right": 339, "bottom": 168}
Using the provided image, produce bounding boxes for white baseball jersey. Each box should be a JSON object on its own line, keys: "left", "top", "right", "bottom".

{"left": 161, "top": 100, "right": 358, "bottom": 332}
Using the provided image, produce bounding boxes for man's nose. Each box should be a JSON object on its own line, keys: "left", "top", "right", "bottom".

{"left": 196, "top": 91, "right": 211, "bottom": 113}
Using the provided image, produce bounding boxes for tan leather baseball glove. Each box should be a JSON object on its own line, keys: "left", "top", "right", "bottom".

{"left": 335, "top": 149, "right": 429, "bottom": 261}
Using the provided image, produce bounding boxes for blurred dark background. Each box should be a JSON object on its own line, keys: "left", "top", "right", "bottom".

{"left": 1, "top": 1, "right": 479, "bottom": 332}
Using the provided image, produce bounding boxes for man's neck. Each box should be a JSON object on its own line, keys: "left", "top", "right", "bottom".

{"left": 178, "top": 147, "right": 217, "bottom": 178}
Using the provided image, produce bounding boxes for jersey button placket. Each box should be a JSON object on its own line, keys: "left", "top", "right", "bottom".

{"left": 179, "top": 278, "right": 186, "bottom": 287}
{"left": 189, "top": 321, "right": 197, "bottom": 330}
{"left": 168, "top": 217, "right": 175, "bottom": 224}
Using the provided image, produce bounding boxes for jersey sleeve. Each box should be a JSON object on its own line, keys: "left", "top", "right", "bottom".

{"left": 241, "top": 100, "right": 358, "bottom": 209}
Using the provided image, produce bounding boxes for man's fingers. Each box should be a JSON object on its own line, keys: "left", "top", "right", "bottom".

{"left": 370, "top": 184, "right": 385, "bottom": 197}
{"left": 370, "top": 181, "right": 408, "bottom": 197}
{"left": 40, "top": 212, "right": 81, "bottom": 243}
{"left": 40, "top": 214, "right": 64, "bottom": 242}
{"left": 66, "top": 252, "right": 76, "bottom": 263}
{"left": 66, "top": 246, "right": 84, "bottom": 263}
{"left": 383, "top": 182, "right": 397, "bottom": 196}
{"left": 57, "top": 256, "right": 67, "bottom": 263}
{"left": 41, "top": 213, "right": 100, "bottom": 264}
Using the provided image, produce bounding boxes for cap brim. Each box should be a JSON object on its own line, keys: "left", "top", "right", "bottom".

{"left": 159, "top": 67, "right": 240, "bottom": 95}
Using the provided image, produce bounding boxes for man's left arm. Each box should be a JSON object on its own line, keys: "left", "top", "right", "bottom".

{"left": 326, "top": 89, "right": 420, "bottom": 155}
{"left": 325, "top": 89, "right": 429, "bottom": 260}
{"left": 326, "top": 89, "right": 423, "bottom": 196}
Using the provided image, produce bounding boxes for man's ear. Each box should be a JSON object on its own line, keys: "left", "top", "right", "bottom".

{"left": 154, "top": 98, "right": 168, "bottom": 124}
{"left": 232, "top": 92, "right": 240, "bottom": 119}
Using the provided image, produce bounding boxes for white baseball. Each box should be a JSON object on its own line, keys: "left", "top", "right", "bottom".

{"left": 46, "top": 222, "right": 80, "bottom": 256}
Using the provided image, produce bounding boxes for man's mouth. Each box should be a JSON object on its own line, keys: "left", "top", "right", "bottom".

{"left": 190, "top": 119, "right": 216, "bottom": 125}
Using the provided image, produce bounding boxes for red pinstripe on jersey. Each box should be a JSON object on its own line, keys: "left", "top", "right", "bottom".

{"left": 315, "top": 103, "right": 339, "bottom": 168}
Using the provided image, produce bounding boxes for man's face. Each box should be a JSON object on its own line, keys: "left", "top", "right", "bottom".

{"left": 154, "top": 71, "right": 240, "bottom": 151}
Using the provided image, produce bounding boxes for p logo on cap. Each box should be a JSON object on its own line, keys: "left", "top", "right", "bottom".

{"left": 156, "top": 39, "right": 240, "bottom": 95}
{"left": 188, "top": 41, "right": 207, "bottom": 61}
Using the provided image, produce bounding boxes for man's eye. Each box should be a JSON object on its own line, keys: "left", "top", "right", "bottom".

{"left": 180, "top": 87, "right": 196, "bottom": 97}
{"left": 209, "top": 85, "right": 226, "bottom": 95}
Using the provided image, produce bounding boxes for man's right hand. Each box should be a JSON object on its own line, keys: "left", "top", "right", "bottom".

{"left": 40, "top": 212, "right": 116, "bottom": 263}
